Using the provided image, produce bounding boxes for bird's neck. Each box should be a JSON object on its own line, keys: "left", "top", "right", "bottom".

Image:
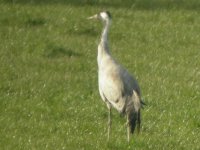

{"left": 97, "top": 20, "right": 111, "bottom": 66}
{"left": 101, "top": 21, "right": 110, "bottom": 45}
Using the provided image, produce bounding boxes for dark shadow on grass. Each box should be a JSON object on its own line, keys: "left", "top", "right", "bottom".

{"left": 25, "top": 18, "right": 46, "bottom": 27}
{"left": 44, "top": 45, "right": 81, "bottom": 58}
{"left": 3, "top": 0, "right": 200, "bottom": 11}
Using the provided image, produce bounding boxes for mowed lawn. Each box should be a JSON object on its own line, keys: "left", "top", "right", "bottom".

{"left": 0, "top": 0, "right": 200, "bottom": 149}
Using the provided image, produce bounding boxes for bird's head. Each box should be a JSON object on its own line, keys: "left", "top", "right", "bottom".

{"left": 87, "top": 11, "right": 112, "bottom": 23}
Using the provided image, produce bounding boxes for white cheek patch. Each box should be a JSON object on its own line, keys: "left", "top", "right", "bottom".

{"left": 100, "top": 12, "right": 107, "bottom": 19}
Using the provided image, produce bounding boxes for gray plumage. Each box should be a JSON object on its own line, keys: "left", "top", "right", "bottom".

{"left": 88, "top": 11, "right": 143, "bottom": 142}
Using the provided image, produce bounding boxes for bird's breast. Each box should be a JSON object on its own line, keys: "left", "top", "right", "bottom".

{"left": 98, "top": 66, "right": 126, "bottom": 112}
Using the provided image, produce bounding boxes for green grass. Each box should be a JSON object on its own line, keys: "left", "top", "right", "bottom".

{"left": 0, "top": 0, "right": 200, "bottom": 149}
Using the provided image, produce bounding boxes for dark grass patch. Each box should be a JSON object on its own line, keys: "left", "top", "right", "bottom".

{"left": 44, "top": 45, "right": 81, "bottom": 58}
{"left": 25, "top": 18, "right": 46, "bottom": 27}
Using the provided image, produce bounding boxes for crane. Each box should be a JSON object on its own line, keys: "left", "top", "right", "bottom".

{"left": 88, "top": 11, "right": 144, "bottom": 142}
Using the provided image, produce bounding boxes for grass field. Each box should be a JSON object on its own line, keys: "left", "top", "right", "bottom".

{"left": 0, "top": 0, "right": 200, "bottom": 149}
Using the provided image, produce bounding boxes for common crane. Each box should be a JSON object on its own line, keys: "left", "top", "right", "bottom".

{"left": 88, "top": 11, "right": 144, "bottom": 142}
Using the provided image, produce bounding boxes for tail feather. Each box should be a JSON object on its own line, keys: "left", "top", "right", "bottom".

{"left": 141, "top": 99, "right": 146, "bottom": 105}
{"left": 129, "top": 90, "right": 141, "bottom": 134}
{"left": 141, "top": 99, "right": 146, "bottom": 109}
{"left": 129, "top": 109, "right": 141, "bottom": 134}
{"left": 129, "top": 111, "right": 137, "bottom": 134}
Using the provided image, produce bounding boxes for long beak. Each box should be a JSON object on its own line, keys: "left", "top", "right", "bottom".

{"left": 87, "top": 14, "right": 98, "bottom": 20}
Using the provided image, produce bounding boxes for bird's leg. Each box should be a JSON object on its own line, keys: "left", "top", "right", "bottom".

{"left": 107, "top": 104, "right": 111, "bottom": 141}
{"left": 126, "top": 114, "right": 130, "bottom": 143}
